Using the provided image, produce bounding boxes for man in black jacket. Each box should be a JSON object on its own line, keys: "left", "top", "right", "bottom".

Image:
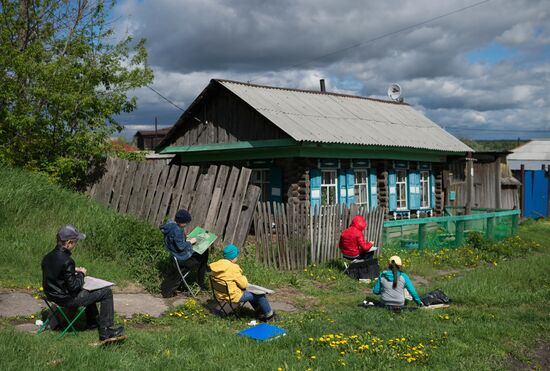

{"left": 42, "top": 224, "right": 123, "bottom": 341}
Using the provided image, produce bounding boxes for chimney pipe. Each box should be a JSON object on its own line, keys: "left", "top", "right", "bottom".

{"left": 320, "top": 79, "right": 326, "bottom": 92}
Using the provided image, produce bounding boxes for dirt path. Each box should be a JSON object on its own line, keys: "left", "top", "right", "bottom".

{"left": 0, "top": 288, "right": 299, "bottom": 320}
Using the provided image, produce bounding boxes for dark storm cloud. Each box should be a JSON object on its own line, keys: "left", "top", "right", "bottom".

{"left": 115, "top": 0, "right": 550, "bottom": 139}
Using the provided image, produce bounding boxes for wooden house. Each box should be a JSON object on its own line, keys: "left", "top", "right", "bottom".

{"left": 134, "top": 127, "right": 172, "bottom": 150}
{"left": 157, "top": 79, "right": 473, "bottom": 218}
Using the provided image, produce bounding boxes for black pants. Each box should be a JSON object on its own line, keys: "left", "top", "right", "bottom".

{"left": 65, "top": 287, "right": 114, "bottom": 329}
{"left": 343, "top": 251, "right": 375, "bottom": 261}
{"left": 161, "top": 250, "right": 209, "bottom": 297}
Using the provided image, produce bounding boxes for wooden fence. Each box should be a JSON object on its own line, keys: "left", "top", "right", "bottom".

{"left": 88, "top": 157, "right": 261, "bottom": 247}
{"left": 254, "top": 203, "right": 386, "bottom": 270}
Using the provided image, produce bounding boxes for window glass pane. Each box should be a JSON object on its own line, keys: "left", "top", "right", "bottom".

{"left": 354, "top": 169, "right": 368, "bottom": 206}
{"left": 321, "top": 170, "right": 337, "bottom": 205}
{"left": 250, "top": 169, "right": 270, "bottom": 202}
{"left": 396, "top": 170, "right": 407, "bottom": 209}
{"left": 420, "top": 171, "right": 430, "bottom": 208}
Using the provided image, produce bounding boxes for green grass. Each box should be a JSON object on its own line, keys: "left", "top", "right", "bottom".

{"left": 1, "top": 243, "right": 549, "bottom": 370}
{"left": 0, "top": 164, "right": 168, "bottom": 291}
{"left": 1, "top": 165, "right": 549, "bottom": 369}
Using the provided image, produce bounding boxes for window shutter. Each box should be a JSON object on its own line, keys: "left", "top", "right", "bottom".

{"left": 388, "top": 170, "right": 397, "bottom": 211}
{"left": 430, "top": 172, "right": 436, "bottom": 209}
{"left": 409, "top": 170, "right": 420, "bottom": 210}
{"left": 338, "top": 169, "right": 347, "bottom": 205}
{"left": 369, "top": 170, "right": 378, "bottom": 209}
{"left": 310, "top": 168, "right": 321, "bottom": 208}
{"left": 345, "top": 169, "right": 355, "bottom": 206}
{"left": 269, "top": 167, "right": 283, "bottom": 203}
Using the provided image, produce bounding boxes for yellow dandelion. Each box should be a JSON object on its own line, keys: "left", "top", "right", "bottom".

{"left": 310, "top": 356, "right": 316, "bottom": 360}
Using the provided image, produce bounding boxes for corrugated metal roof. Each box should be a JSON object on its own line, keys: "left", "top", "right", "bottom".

{"left": 218, "top": 80, "right": 472, "bottom": 153}
{"left": 508, "top": 139, "right": 550, "bottom": 161}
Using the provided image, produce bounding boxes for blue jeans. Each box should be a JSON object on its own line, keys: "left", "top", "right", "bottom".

{"left": 239, "top": 290, "right": 272, "bottom": 317}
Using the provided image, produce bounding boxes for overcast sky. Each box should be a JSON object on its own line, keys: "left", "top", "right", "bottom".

{"left": 114, "top": 0, "right": 550, "bottom": 141}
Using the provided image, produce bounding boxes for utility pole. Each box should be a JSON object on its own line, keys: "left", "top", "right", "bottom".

{"left": 465, "top": 152, "right": 475, "bottom": 215}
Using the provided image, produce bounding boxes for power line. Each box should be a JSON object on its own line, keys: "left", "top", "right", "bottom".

{"left": 287, "top": 0, "right": 493, "bottom": 70}
{"left": 146, "top": 85, "right": 185, "bottom": 111}
{"left": 145, "top": 0, "right": 495, "bottom": 114}
{"left": 143, "top": 0, "right": 494, "bottom": 112}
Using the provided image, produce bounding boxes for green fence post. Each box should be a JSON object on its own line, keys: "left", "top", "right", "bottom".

{"left": 455, "top": 220, "right": 465, "bottom": 247}
{"left": 511, "top": 214, "right": 519, "bottom": 236}
{"left": 418, "top": 224, "right": 427, "bottom": 249}
{"left": 486, "top": 216, "right": 495, "bottom": 240}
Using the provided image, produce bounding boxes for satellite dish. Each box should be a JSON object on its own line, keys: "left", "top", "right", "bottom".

{"left": 387, "top": 83, "right": 403, "bottom": 102}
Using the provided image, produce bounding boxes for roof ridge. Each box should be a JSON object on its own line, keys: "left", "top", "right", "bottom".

{"left": 214, "top": 79, "right": 409, "bottom": 106}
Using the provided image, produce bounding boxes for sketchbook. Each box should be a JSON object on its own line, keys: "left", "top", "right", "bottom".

{"left": 187, "top": 227, "right": 217, "bottom": 254}
{"left": 83, "top": 276, "right": 114, "bottom": 291}
{"left": 247, "top": 284, "right": 274, "bottom": 295}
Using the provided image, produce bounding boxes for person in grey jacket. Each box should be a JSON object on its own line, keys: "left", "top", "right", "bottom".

{"left": 159, "top": 209, "right": 209, "bottom": 296}
{"left": 372, "top": 256, "right": 423, "bottom": 308}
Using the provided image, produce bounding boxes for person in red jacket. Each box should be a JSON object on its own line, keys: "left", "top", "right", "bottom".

{"left": 339, "top": 215, "right": 377, "bottom": 260}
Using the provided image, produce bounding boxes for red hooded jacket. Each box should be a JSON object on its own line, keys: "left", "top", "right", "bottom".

{"left": 339, "top": 215, "right": 374, "bottom": 257}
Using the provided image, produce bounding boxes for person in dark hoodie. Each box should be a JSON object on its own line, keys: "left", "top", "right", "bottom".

{"left": 372, "top": 256, "right": 423, "bottom": 308}
{"left": 338, "top": 215, "right": 377, "bottom": 260}
{"left": 159, "top": 209, "right": 209, "bottom": 296}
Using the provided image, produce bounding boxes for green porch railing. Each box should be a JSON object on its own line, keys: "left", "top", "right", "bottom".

{"left": 383, "top": 209, "right": 520, "bottom": 250}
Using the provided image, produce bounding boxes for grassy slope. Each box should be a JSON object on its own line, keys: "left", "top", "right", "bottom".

{"left": 0, "top": 165, "right": 167, "bottom": 291}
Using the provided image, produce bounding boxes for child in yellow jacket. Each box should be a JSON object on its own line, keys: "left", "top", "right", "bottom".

{"left": 209, "top": 245, "right": 274, "bottom": 320}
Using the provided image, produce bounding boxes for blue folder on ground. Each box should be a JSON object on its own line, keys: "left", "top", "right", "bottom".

{"left": 238, "top": 323, "right": 287, "bottom": 341}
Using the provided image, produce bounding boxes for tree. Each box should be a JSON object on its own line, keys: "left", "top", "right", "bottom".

{"left": 0, "top": 0, "right": 153, "bottom": 189}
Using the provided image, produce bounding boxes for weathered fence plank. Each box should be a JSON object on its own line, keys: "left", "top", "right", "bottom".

{"left": 254, "top": 203, "right": 387, "bottom": 270}
{"left": 88, "top": 158, "right": 260, "bottom": 252}
{"left": 224, "top": 168, "right": 252, "bottom": 244}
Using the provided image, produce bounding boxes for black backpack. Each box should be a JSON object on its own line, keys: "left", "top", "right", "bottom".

{"left": 421, "top": 289, "right": 450, "bottom": 306}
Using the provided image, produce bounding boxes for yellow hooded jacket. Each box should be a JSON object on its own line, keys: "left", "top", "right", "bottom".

{"left": 209, "top": 259, "right": 248, "bottom": 302}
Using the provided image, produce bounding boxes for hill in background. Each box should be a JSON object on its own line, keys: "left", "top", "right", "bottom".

{"left": 460, "top": 139, "right": 528, "bottom": 152}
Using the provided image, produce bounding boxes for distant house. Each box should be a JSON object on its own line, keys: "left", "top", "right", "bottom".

{"left": 134, "top": 127, "right": 171, "bottom": 150}
{"left": 447, "top": 151, "right": 519, "bottom": 211}
{"left": 508, "top": 139, "right": 550, "bottom": 218}
{"left": 157, "top": 79, "right": 473, "bottom": 218}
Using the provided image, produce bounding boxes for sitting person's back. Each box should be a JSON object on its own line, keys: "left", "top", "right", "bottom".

{"left": 373, "top": 256, "right": 423, "bottom": 307}
{"left": 339, "top": 215, "right": 375, "bottom": 259}
{"left": 159, "top": 209, "right": 209, "bottom": 296}
{"left": 209, "top": 254, "right": 247, "bottom": 303}
{"left": 209, "top": 244, "right": 275, "bottom": 321}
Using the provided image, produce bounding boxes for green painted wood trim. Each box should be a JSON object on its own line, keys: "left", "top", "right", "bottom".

{"left": 383, "top": 209, "right": 520, "bottom": 227}
{"left": 159, "top": 138, "right": 298, "bottom": 153}
{"left": 160, "top": 139, "right": 464, "bottom": 162}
